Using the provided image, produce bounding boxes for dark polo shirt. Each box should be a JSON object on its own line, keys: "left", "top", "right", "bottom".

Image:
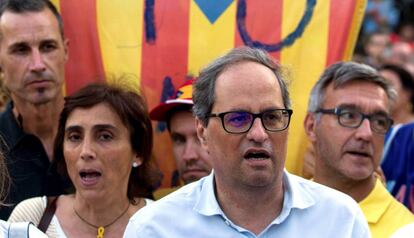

{"left": 0, "top": 102, "right": 66, "bottom": 219}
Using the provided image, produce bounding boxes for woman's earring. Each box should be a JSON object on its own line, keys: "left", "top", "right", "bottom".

{"left": 132, "top": 162, "right": 139, "bottom": 168}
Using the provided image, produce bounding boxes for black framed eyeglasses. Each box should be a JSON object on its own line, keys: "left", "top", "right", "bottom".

{"left": 315, "top": 108, "right": 393, "bottom": 134}
{"left": 208, "top": 109, "right": 293, "bottom": 134}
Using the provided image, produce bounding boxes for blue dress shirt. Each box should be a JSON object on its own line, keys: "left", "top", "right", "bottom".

{"left": 124, "top": 171, "right": 370, "bottom": 238}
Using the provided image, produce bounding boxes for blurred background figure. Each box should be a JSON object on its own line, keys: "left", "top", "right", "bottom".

{"left": 384, "top": 42, "right": 414, "bottom": 69}
{"left": 8, "top": 83, "right": 162, "bottom": 237}
{"left": 355, "top": 31, "right": 391, "bottom": 68}
{"left": 390, "top": 22, "right": 414, "bottom": 48}
{"left": 379, "top": 64, "right": 414, "bottom": 124}
{"left": 362, "top": 0, "right": 399, "bottom": 35}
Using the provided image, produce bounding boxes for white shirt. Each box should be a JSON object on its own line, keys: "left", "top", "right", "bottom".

{"left": 391, "top": 222, "right": 414, "bottom": 238}
{"left": 0, "top": 220, "right": 47, "bottom": 238}
{"left": 124, "top": 171, "right": 370, "bottom": 238}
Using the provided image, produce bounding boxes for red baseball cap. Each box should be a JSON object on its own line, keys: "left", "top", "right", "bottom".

{"left": 149, "top": 79, "right": 194, "bottom": 121}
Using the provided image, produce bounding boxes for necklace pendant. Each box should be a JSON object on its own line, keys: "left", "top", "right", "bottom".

{"left": 97, "top": 226, "right": 105, "bottom": 238}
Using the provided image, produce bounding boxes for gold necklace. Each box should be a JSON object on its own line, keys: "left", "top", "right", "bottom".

{"left": 73, "top": 203, "right": 130, "bottom": 238}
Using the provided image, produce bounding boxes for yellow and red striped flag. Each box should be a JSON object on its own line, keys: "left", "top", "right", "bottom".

{"left": 51, "top": 0, "right": 366, "bottom": 187}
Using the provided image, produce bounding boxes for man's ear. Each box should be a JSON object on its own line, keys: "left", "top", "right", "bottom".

{"left": 304, "top": 112, "right": 317, "bottom": 142}
{"left": 196, "top": 118, "right": 208, "bottom": 150}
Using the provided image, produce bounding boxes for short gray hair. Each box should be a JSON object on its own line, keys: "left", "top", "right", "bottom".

{"left": 307, "top": 61, "right": 396, "bottom": 112}
{"left": 193, "top": 46, "right": 291, "bottom": 126}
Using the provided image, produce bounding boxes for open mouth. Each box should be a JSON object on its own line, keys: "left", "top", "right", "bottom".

{"left": 79, "top": 169, "right": 102, "bottom": 184}
{"left": 244, "top": 151, "right": 271, "bottom": 160}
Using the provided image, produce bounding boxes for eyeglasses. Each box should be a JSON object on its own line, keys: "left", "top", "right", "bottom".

{"left": 208, "top": 109, "right": 293, "bottom": 134}
{"left": 315, "top": 108, "right": 393, "bottom": 134}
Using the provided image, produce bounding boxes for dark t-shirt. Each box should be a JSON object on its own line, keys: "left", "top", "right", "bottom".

{"left": 0, "top": 102, "right": 67, "bottom": 219}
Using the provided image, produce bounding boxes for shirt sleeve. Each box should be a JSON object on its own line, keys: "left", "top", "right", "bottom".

{"left": 28, "top": 223, "right": 48, "bottom": 238}
{"left": 123, "top": 220, "right": 139, "bottom": 238}
{"left": 353, "top": 207, "right": 372, "bottom": 238}
{"left": 7, "top": 196, "right": 46, "bottom": 225}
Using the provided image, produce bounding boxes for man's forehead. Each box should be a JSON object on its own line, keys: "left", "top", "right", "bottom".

{"left": 170, "top": 110, "right": 194, "bottom": 121}
{"left": 0, "top": 9, "right": 59, "bottom": 41}
{"left": 169, "top": 111, "right": 196, "bottom": 133}
{"left": 213, "top": 62, "right": 284, "bottom": 111}
{"left": 217, "top": 61, "right": 280, "bottom": 85}
{"left": 329, "top": 79, "right": 387, "bottom": 95}
{"left": 324, "top": 80, "right": 390, "bottom": 111}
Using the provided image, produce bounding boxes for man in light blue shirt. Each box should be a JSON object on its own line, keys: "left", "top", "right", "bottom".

{"left": 123, "top": 47, "right": 370, "bottom": 238}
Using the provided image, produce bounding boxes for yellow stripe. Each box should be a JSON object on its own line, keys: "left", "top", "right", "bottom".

{"left": 96, "top": 0, "right": 143, "bottom": 91}
{"left": 188, "top": 1, "right": 236, "bottom": 76}
{"left": 280, "top": 1, "right": 329, "bottom": 175}
{"left": 50, "top": 0, "right": 60, "bottom": 11}
{"left": 344, "top": 0, "right": 367, "bottom": 60}
{"left": 178, "top": 85, "right": 193, "bottom": 99}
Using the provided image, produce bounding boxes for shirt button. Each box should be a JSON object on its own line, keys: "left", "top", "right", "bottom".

{"left": 225, "top": 220, "right": 230, "bottom": 226}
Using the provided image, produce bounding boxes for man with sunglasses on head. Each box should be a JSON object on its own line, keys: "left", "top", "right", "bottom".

{"left": 124, "top": 47, "right": 369, "bottom": 237}
{"left": 304, "top": 61, "right": 414, "bottom": 238}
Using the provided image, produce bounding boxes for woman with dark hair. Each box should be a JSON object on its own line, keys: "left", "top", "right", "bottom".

{"left": 380, "top": 64, "right": 414, "bottom": 124}
{"left": 8, "top": 83, "right": 161, "bottom": 237}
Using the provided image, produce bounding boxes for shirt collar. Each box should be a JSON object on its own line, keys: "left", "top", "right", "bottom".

{"left": 194, "top": 169, "right": 316, "bottom": 223}
{"left": 359, "top": 178, "right": 392, "bottom": 223}
{"left": 193, "top": 171, "right": 222, "bottom": 216}
{"left": 272, "top": 170, "right": 316, "bottom": 224}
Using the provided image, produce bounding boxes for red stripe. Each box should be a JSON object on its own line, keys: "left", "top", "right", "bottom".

{"left": 141, "top": 0, "right": 190, "bottom": 109}
{"left": 326, "top": 0, "right": 357, "bottom": 66}
{"left": 140, "top": 0, "right": 190, "bottom": 187}
{"left": 60, "top": 1, "right": 105, "bottom": 94}
{"left": 234, "top": 0, "right": 282, "bottom": 60}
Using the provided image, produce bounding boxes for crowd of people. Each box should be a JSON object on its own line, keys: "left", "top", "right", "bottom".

{"left": 0, "top": 0, "right": 413, "bottom": 237}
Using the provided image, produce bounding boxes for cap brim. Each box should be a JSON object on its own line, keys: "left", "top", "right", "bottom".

{"left": 149, "top": 99, "right": 193, "bottom": 121}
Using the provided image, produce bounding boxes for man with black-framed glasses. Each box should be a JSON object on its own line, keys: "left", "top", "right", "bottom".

{"left": 124, "top": 47, "right": 370, "bottom": 238}
{"left": 304, "top": 61, "right": 414, "bottom": 238}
